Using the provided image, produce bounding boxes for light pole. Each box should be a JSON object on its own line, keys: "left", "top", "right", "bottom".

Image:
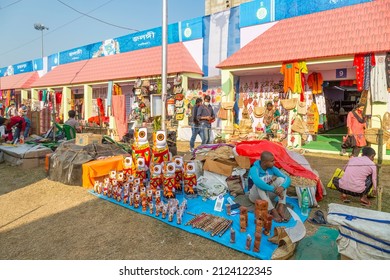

{"left": 34, "top": 23, "right": 49, "bottom": 58}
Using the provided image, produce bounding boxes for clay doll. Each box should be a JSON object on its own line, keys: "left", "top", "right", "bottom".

{"left": 162, "top": 161, "right": 176, "bottom": 199}
{"left": 151, "top": 130, "right": 170, "bottom": 164}
{"left": 183, "top": 161, "right": 197, "bottom": 197}
{"left": 132, "top": 127, "right": 151, "bottom": 166}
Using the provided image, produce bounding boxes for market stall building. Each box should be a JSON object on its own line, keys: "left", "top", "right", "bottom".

{"left": 217, "top": 0, "right": 390, "bottom": 159}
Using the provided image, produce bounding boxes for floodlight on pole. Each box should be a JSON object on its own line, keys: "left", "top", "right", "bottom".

{"left": 34, "top": 23, "right": 49, "bottom": 58}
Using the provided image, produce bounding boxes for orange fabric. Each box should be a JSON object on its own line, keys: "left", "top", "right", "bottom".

{"left": 111, "top": 95, "right": 128, "bottom": 139}
{"left": 347, "top": 111, "right": 366, "bottom": 147}
{"left": 280, "top": 62, "right": 299, "bottom": 93}
{"left": 307, "top": 72, "right": 324, "bottom": 94}
{"left": 82, "top": 155, "right": 124, "bottom": 188}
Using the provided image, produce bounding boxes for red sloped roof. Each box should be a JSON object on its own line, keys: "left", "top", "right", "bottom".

{"left": 218, "top": 0, "right": 390, "bottom": 68}
{"left": 0, "top": 72, "right": 39, "bottom": 90}
{"left": 31, "top": 42, "right": 203, "bottom": 88}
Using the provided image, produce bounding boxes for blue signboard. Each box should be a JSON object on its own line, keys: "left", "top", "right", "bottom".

{"left": 48, "top": 53, "right": 59, "bottom": 71}
{"left": 13, "top": 60, "right": 33, "bottom": 75}
{"left": 275, "top": 0, "right": 372, "bottom": 21}
{"left": 0, "top": 67, "right": 7, "bottom": 77}
{"left": 336, "top": 68, "right": 347, "bottom": 78}
{"left": 180, "top": 17, "right": 203, "bottom": 42}
{"left": 33, "top": 58, "right": 43, "bottom": 71}
{"left": 239, "top": 0, "right": 273, "bottom": 28}
{"left": 59, "top": 44, "right": 95, "bottom": 64}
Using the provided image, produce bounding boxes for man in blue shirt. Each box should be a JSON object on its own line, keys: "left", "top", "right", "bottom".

{"left": 248, "top": 151, "right": 291, "bottom": 222}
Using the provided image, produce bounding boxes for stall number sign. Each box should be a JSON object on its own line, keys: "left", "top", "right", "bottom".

{"left": 336, "top": 68, "right": 347, "bottom": 78}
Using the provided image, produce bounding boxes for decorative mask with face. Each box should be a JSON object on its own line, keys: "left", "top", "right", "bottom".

{"left": 153, "top": 130, "right": 167, "bottom": 148}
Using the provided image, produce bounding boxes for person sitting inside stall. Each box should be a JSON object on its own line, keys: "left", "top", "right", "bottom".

{"left": 0, "top": 116, "right": 26, "bottom": 143}
{"left": 65, "top": 110, "right": 81, "bottom": 133}
{"left": 248, "top": 151, "right": 291, "bottom": 222}
{"left": 263, "top": 101, "right": 280, "bottom": 138}
{"left": 333, "top": 146, "right": 377, "bottom": 207}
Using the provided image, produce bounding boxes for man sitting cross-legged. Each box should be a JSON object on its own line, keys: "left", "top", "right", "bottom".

{"left": 248, "top": 151, "right": 291, "bottom": 222}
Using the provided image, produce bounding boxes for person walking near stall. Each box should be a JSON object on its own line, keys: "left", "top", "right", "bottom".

{"left": 196, "top": 95, "right": 215, "bottom": 145}
{"left": 189, "top": 98, "right": 203, "bottom": 152}
{"left": 340, "top": 103, "right": 366, "bottom": 157}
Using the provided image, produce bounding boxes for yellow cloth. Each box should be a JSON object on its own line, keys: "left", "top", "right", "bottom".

{"left": 82, "top": 155, "right": 124, "bottom": 188}
{"left": 306, "top": 103, "right": 319, "bottom": 134}
{"left": 294, "top": 62, "right": 308, "bottom": 94}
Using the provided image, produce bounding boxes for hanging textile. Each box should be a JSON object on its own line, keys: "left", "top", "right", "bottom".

{"left": 363, "top": 53, "right": 375, "bottom": 90}
{"left": 306, "top": 103, "right": 319, "bottom": 135}
{"left": 280, "top": 62, "right": 299, "bottom": 93}
{"left": 293, "top": 61, "right": 308, "bottom": 94}
{"left": 112, "top": 94, "right": 128, "bottom": 140}
{"left": 307, "top": 72, "right": 323, "bottom": 94}
{"left": 6, "top": 90, "right": 11, "bottom": 107}
{"left": 370, "top": 53, "right": 388, "bottom": 103}
{"left": 386, "top": 52, "right": 390, "bottom": 92}
{"left": 314, "top": 93, "right": 327, "bottom": 115}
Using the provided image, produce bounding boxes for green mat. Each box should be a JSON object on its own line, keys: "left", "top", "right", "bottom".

{"left": 303, "top": 126, "right": 348, "bottom": 152}
{"left": 293, "top": 226, "right": 340, "bottom": 260}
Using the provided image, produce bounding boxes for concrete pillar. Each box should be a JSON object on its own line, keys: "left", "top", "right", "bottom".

{"left": 21, "top": 89, "right": 28, "bottom": 102}
{"left": 62, "top": 86, "right": 72, "bottom": 122}
{"left": 84, "top": 84, "right": 93, "bottom": 120}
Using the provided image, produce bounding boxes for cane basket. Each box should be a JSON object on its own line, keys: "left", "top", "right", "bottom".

{"left": 365, "top": 128, "right": 390, "bottom": 145}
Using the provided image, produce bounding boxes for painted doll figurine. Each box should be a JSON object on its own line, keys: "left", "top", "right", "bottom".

{"left": 93, "top": 181, "right": 100, "bottom": 193}
{"left": 132, "top": 127, "right": 151, "bottom": 166}
{"left": 116, "top": 171, "right": 125, "bottom": 186}
{"left": 129, "top": 192, "right": 134, "bottom": 206}
{"left": 109, "top": 170, "right": 117, "bottom": 182}
{"left": 134, "top": 194, "right": 141, "bottom": 208}
{"left": 162, "top": 161, "right": 176, "bottom": 199}
{"left": 151, "top": 130, "right": 170, "bottom": 164}
{"left": 183, "top": 161, "right": 197, "bottom": 196}
{"left": 146, "top": 189, "right": 153, "bottom": 203}
{"left": 123, "top": 183, "right": 130, "bottom": 204}
{"left": 141, "top": 196, "right": 148, "bottom": 212}
{"left": 134, "top": 157, "right": 148, "bottom": 187}
{"left": 155, "top": 190, "right": 162, "bottom": 205}
{"left": 123, "top": 156, "right": 134, "bottom": 178}
{"left": 112, "top": 179, "right": 119, "bottom": 200}
{"left": 173, "top": 156, "right": 184, "bottom": 192}
{"left": 149, "top": 163, "right": 162, "bottom": 195}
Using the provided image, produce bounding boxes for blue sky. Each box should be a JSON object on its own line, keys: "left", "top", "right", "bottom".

{"left": 0, "top": 0, "right": 205, "bottom": 67}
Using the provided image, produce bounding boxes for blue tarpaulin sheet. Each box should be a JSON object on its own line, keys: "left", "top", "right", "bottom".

{"left": 89, "top": 191, "right": 309, "bottom": 260}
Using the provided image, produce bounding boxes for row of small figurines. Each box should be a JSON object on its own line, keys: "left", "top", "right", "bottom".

{"left": 93, "top": 175, "right": 189, "bottom": 225}
{"left": 239, "top": 79, "right": 284, "bottom": 94}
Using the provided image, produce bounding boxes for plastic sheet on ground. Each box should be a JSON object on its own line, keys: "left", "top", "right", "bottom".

{"left": 49, "top": 140, "right": 128, "bottom": 186}
{"left": 327, "top": 203, "right": 390, "bottom": 260}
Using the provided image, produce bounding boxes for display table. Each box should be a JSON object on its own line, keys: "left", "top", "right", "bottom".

{"left": 82, "top": 155, "right": 124, "bottom": 188}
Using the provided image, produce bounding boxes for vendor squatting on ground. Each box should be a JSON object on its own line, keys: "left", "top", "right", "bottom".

{"left": 248, "top": 151, "right": 291, "bottom": 223}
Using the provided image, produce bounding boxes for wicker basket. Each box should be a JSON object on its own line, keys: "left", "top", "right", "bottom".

{"left": 365, "top": 128, "right": 390, "bottom": 145}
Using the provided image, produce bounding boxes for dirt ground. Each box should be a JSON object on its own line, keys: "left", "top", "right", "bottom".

{"left": 0, "top": 141, "right": 389, "bottom": 260}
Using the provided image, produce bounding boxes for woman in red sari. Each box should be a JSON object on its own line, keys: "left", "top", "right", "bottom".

{"left": 342, "top": 104, "right": 366, "bottom": 157}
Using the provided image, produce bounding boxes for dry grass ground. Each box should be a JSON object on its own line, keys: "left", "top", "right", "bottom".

{"left": 0, "top": 142, "right": 389, "bottom": 260}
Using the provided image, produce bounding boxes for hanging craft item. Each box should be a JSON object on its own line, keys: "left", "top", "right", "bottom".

{"left": 280, "top": 91, "right": 298, "bottom": 111}
{"left": 217, "top": 105, "right": 228, "bottom": 120}
{"left": 254, "top": 99, "right": 265, "bottom": 118}
{"left": 174, "top": 74, "right": 182, "bottom": 86}
{"left": 175, "top": 107, "right": 185, "bottom": 121}
{"left": 135, "top": 78, "right": 142, "bottom": 88}
{"left": 297, "top": 101, "right": 307, "bottom": 115}
{"left": 242, "top": 105, "right": 250, "bottom": 119}
{"left": 238, "top": 93, "right": 244, "bottom": 108}
{"left": 167, "top": 98, "right": 175, "bottom": 116}
{"left": 174, "top": 85, "right": 183, "bottom": 94}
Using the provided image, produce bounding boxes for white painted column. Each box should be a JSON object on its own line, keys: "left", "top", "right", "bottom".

{"left": 62, "top": 86, "right": 71, "bottom": 122}
{"left": 84, "top": 84, "right": 93, "bottom": 120}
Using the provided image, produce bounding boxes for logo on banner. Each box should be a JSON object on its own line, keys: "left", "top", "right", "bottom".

{"left": 336, "top": 68, "right": 347, "bottom": 78}
{"left": 256, "top": 2, "right": 268, "bottom": 20}
{"left": 184, "top": 23, "right": 192, "bottom": 38}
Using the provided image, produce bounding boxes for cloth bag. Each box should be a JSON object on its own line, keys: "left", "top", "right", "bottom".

{"left": 341, "top": 135, "right": 356, "bottom": 149}
{"left": 297, "top": 101, "right": 307, "bottom": 115}
{"left": 225, "top": 175, "right": 244, "bottom": 197}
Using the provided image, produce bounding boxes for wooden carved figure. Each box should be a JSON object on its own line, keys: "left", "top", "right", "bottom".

{"left": 253, "top": 232, "right": 261, "bottom": 253}
{"left": 230, "top": 227, "right": 236, "bottom": 243}
{"left": 149, "top": 201, "right": 154, "bottom": 214}
{"left": 155, "top": 190, "right": 162, "bottom": 205}
{"left": 135, "top": 157, "right": 147, "bottom": 187}
{"left": 151, "top": 130, "right": 170, "bottom": 164}
{"left": 255, "top": 219, "right": 263, "bottom": 234}
{"left": 132, "top": 127, "right": 151, "bottom": 166}
{"left": 183, "top": 161, "right": 197, "bottom": 196}
{"left": 173, "top": 156, "right": 184, "bottom": 192}
{"left": 149, "top": 163, "right": 162, "bottom": 194}
{"left": 162, "top": 161, "right": 176, "bottom": 199}
{"left": 97, "top": 182, "right": 103, "bottom": 194}
{"left": 263, "top": 214, "right": 273, "bottom": 236}
{"left": 240, "top": 215, "right": 247, "bottom": 232}
{"left": 245, "top": 234, "right": 252, "bottom": 250}
{"left": 240, "top": 206, "right": 248, "bottom": 227}
{"left": 109, "top": 170, "right": 117, "bottom": 182}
